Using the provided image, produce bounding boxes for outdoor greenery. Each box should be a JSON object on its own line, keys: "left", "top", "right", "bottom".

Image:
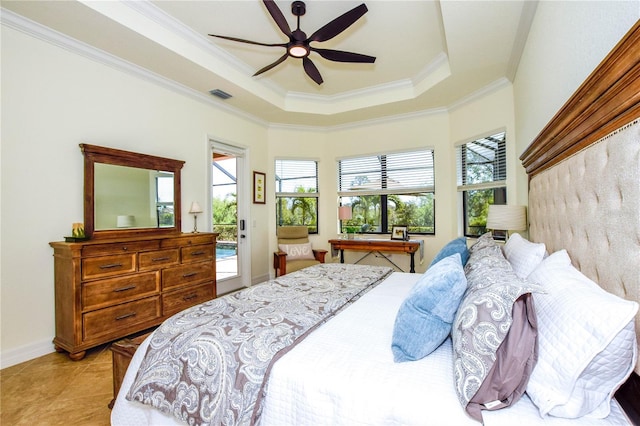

{"left": 212, "top": 193, "right": 237, "bottom": 242}
{"left": 464, "top": 188, "right": 498, "bottom": 236}
{"left": 341, "top": 193, "right": 435, "bottom": 235}
{"left": 276, "top": 187, "right": 318, "bottom": 233}
{"left": 458, "top": 131, "right": 507, "bottom": 237}
{"left": 157, "top": 207, "right": 174, "bottom": 228}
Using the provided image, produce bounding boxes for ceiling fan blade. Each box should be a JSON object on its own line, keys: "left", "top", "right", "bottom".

{"left": 263, "top": 0, "right": 292, "bottom": 36}
{"left": 309, "top": 3, "right": 368, "bottom": 43}
{"left": 303, "top": 57, "right": 323, "bottom": 85}
{"left": 311, "top": 47, "right": 375, "bottom": 63}
{"left": 209, "top": 34, "right": 286, "bottom": 48}
{"left": 253, "top": 52, "right": 290, "bottom": 77}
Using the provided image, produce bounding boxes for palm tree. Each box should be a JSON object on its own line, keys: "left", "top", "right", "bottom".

{"left": 290, "top": 187, "right": 317, "bottom": 228}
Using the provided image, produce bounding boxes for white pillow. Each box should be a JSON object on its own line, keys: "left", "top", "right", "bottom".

{"left": 503, "top": 233, "right": 546, "bottom": 279}
{"left": 278, "top": 243, "right": 315, "bottom": 260}
{"left": 526, "top": 250, "right": 638, "bottom": 419}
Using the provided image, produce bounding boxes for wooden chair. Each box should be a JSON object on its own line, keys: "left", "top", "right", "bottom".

{"left": 274, "top": 226, "right": 327, "bottom": 277}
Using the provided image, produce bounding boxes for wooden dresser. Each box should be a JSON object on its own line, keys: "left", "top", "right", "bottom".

{"left": 49, "top": 232, "right": 217, "bottom": 360}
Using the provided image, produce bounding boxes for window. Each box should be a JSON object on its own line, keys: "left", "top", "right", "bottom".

{"left": 156, "top": 173, "right": 175, "bottom": 227}
{"left": 338, "top": 149, "right": 435, "bottom": 235}
{"left": 456, "top": 131, "right": 507, "bottom": 237}
{"left": 275, "top": 159, "right": 319, "bottom": 233}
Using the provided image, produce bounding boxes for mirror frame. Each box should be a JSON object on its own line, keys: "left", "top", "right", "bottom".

{"left": 81, "top": 144, "right": 185, "bottom": 239}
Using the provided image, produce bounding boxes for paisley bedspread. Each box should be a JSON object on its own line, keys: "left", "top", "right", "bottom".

{"left": 126, "top": 263, "right": 393, "bottom": 426}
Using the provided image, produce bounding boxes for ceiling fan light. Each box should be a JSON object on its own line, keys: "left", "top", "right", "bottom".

{"left": 289, "top": 45, "right": 309, "bottom": 58}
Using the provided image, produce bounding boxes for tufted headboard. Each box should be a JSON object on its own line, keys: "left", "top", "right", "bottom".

{"left": 520, "top": 19, "right": 640, "bottom": 380}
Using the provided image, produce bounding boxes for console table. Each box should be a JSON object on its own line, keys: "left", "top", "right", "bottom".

{"left": 328, "top": 239, "right": 421, "bottom": 273}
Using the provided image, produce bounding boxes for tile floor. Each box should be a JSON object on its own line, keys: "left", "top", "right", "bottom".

{"left": 1, "top": 345, "right": 113, "bottom": 425}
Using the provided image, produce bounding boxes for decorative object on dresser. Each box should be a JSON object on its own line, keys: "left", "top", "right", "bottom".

{"left": 188, "top": 201, "right": 203, "bottom": 233}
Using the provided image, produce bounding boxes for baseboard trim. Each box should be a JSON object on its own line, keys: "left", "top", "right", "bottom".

{"left": 1, "top": 338, "right": 55, "bottom": 369}
{"left": 252, "top": 274, "right": 270, "bottom": 285}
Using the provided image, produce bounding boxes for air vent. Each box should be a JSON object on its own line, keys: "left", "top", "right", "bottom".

{"left": 209, "top": 89, "right": 232, "bottom": 100}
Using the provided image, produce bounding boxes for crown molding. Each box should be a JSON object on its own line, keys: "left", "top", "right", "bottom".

{"left": 3, "top": 6, "right": 515, "bottom": 132}
{"left": 97, "top": 0, "right": 452, "bottom": 115}
{"left": 268, "top": 106, "right": 448, "bottom": 133}
{"left": 448, "top": 77, "right": 511, "bottom": 112}
{"left": 121, "top": 0, "right": 287, "bottom": 98}
{"left": 1, "top": 8, "right": 269, "bottom": 128}
{"left": 328, "top": 107, "right": 448, "bottom": 132}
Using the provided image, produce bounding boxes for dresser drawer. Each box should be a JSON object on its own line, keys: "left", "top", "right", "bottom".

{"left": 181, "top": 244, "right": 214, "bottom": 263}
{"left": 83, "top": 297, "right": 161, "bottom": 341}
{"left": 162, "top": 282, "right": 214, "bottom": 317}
{"left": 161, "top": 234, "right": 214, "bottom": 249}
{"left": 82, "top": 254, "right": 136, "bottom": 280}
{"left": 139, "top": 249, "right": 180, "bottom": 271}
{"left": 82, "top": 240, "right": 159, "bottom": 257}
{"left": 82, "top": 272, "right": 159, "bottom": 311}
{"left": 162, "top": 262, "right": 214, "bottom": 290}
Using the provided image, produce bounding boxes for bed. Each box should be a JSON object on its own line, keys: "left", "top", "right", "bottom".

{"left": 111, "top": 21, "right": 640, "bottom": 426}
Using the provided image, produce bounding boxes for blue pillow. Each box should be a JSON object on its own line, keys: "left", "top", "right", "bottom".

{"left": 429, "top": 237, "right": 469, "bottom": 268}
{"left": 392, "top": 253, "right": 467, "bottom": 362}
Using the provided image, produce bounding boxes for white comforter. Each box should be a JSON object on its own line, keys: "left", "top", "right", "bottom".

{"left": 112, "top": 272, "right": 630, "bottom": 426}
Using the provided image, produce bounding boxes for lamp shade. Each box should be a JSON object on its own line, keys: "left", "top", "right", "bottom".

{"left": 189, "top": 201, "right": 203, "bottom": 214}
{"left": 338, "top": 205, "right": 352, "bottom": 220}
{"left": 486, "top": 205, "right": 526, "bottom": 231}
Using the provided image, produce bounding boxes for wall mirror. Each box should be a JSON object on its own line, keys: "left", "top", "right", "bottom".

{"left": 81, "top": 144, "right": 185, "bottom": 239}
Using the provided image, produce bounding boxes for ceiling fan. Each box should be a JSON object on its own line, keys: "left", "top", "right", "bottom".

{"left": 209, "top": 0, "right": 376, "bottom": 85}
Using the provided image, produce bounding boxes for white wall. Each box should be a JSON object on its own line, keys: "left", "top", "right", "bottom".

{"left": 513, "top": 1, "right": 639, "bottom": 158}
{"left": 1, "top": 26, "right": 269, "bottom": 367}
{"left": 267, "top": 84, "right": 518, "bottom": 274}
{"left": 450, "top": 81, "right": 523, "bottom": 205}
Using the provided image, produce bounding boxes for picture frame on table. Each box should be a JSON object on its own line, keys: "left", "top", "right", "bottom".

{"left": 253, "top": 171, "right": 266, "bottom": 204}
{"left": 391, "top": 225, "right": 408, "bottom": 241}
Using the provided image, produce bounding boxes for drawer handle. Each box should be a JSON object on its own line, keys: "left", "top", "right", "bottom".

{"left": 115, "top": 312, "right": 136, "bottom": 321}
{"left": 100, "top": 263, "right": 124, "bottom": 270}
{"left": 151, "top": 256, "right": 171, "bottom": 262}
{"left": 190, "top": 250, "right": 206, "bottom": 256}
{"left": 183, "top": 293, "right": 198, "bottom": 301}
{"left": 113, "top": 285, "right": 136, "bottom": 293}
{"left": 182, "top": 272, "right": 198, "bottom": 278}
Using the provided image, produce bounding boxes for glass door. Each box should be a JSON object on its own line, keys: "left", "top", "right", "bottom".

{"left": 210, "top": 141, "right": 250, "bottom": 294}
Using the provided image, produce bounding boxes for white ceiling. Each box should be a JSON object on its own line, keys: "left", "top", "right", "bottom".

{"left": 1, "top": 0, "right": 537, "bottom": 127}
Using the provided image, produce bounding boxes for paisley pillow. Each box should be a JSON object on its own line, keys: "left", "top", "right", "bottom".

{"left": 452, "top": 234, "right": 541, "bottom": 422}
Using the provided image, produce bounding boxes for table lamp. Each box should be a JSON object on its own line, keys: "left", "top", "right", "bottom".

{"left": 338, "top": 205, "right": 352, "bottom": 239}
{"left": 189, "top": 201, "right": 203, "bottom": 233}
{"left": 486, "top": 204, "right": 526, "bottom": 240}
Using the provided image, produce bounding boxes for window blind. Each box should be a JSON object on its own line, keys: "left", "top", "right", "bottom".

{"left": 338, "top": 149, "right": 435, "bottom": 196}
{"left": 456, "top": 131, "right": 506, "bottom": 191}
{"left": 275, "top": 159, "right": 318, "bottom": 196}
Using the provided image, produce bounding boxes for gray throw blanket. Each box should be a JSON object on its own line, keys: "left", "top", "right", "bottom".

{"left": 127, "top": 263, "right": 392, "bottom": 426}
